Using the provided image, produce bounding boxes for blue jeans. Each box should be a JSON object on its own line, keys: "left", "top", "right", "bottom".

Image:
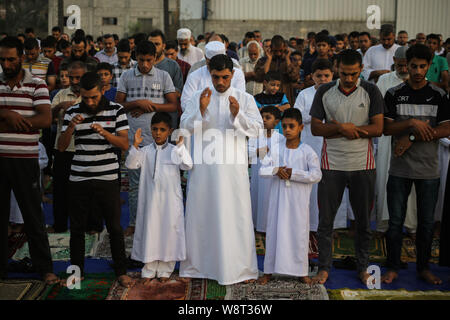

{"left": 386, "top": 175, "right": 440, "bottom": 272}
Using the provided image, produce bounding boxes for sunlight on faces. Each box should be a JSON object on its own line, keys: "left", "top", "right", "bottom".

{"left": 264, "top": 79, "right": 281, "bottom": 95}
{"left": 381, "top": 33, "right": 395, "bottom": 49}
{"left": 291, "top": 54, "right": 302, "bottom": 68}
{"left": 0, "top": 47, "right": 23, "bottom": 78}
{"left": 248, "top": 44, "right": 260, "bottom": 62}
{"left": 118, "top": 51, "right": 131, "bottom": 66}
{"left": 416, "top": 33, "right": 426, "bottom": 44}
{"left": 25, "top": 47, "right": 39, "bottom": 62}
{"left": 426, "top": 39, "right": 439, "bottom": 53}
{"left": 69, "top": 68, "right": 86, "bottom": 94}
{"left": 316, "top": 42, "right": 330, "bottom": 56}
{"left": 80, "top": 86, "right": 106, "bottom": 110}
{"left": 312, "top": 69, "right": 333, "bottom": 86}
{"left": 52, "top": 31, "right": 61, "bottom": 39}
{"left": 270, "top": 43, "right": 286, "bottom": 58}
{"left": 72, "top": 42, "right": 86, "bottom": 58}
{"left": 338, "top": 62, "right": 363, "bottom": 90}
{"left": 397, "top": 33, "right": 408, "bottom": 46}
{"left": 103, "top": 37, "right": 115, "bottom": 54}
{"left": 128, "top": 38, "right": 135, "bottom": 51}
{"left": 42, "top": 46, "right": 56, "bottom": 59}
{"left": 281, "top": 117, "right": 303, "bottom": 141}
{"left": 178, "top": 39, "right": 190, "bottom": 53}
{"left": 59, "top": 70, "right": 70, "bottom": 87}
{"left": 151, "top": 121, "right": 172, "bottom": 145}
{"left": 359, "top": 35, "right": 371, "bottom": 51}
{"left": 97, "top": 69, "right": 113, "bottom": 87}
{"left": 165, "top": 48, "right": 177, "bottom": 60}
{"left": 261, "top": 112, "right": 279, "bottom": 131}
{"left": 394, "top": 58, "right": 409, "bottom": 79}
{"left": 137, "top": 54, "right": 156, "bottom": 74}
{"left": 62, "top": 46, "right": 72, "bottom": 58}
{"left": 336, "top": 41, "right": 345, "bottom": 52}
{"left": 349, "top": 37, "right": 359, "bottom": 50}
{"left": 263, "top": 41, "right": 271, "bottom": 53}
{"left": 210, "top": 68, "right": 234, "bottom": 93}
{"left": 149, "top": 36, "right": 165, "bottom": 59}
{"left": 408, "top": 58, "right": 430, "bottom": 84}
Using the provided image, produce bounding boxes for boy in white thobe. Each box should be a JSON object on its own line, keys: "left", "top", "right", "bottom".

{"left": 126, "top": 112, "right": 193, "bottom": 283}
{"left": 249, "top": 106, "right": 285, "bottom": 234}
{"left": 258, "top": 108, "right": 322, "bottom": 284}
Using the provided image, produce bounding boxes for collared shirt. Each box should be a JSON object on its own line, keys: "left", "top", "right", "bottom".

{"left": 241, "top": 56, "right": 263, "bottom": 96}
{"left": 22, "top": 56, "right": 52, "bottom": 81}
{"left": 112, "top": 59, "right": 136, "bottom": 88}
{"left": 117, "top": 65, "right": 176, "bottom": 146}
{"left": 362, "top": 44, "right": 400, "bottom": 81}
{"left": 95, "top": 48, "right": 118, "bottom": 65}
{"left": 426, "top": 54, "right": 449, "bottom": 83}
{"left": 177, "top": 45, "right": 204, "bottom": 66}
{"left": 51, "top": 87, "right": 82, "bottom": 152}
{"left": 0, "top": 69, "right": 50, "bottom": 158}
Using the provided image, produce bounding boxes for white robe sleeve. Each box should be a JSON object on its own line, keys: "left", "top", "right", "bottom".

{"left": 290, "top": 148, "right": 322, "bottom": 184}
{"left": 229, "top": 94, "right": 263, "bottom": 138}
{"left": 125, "top": 145, "right": 145, "bottom": 169}
{"left": 180, "top": 72, "right": 199, "bottom": 112}
{"left": 259, "top": 152, "right": 280, "bottom": 178}
{"left": 38, "top": 142, "right": 48, "bottom": 170}
{"left": 248, "top": 138, "right": 258, "bottom": 164}
{"left": 180, "top": 90, "right": 211, "bottom": 134}
{"left": 173, "top": 143, "right": 193, "bottom": 171}
{"left": 294, "top": 91, "right": 311, "bottom": 125}
{"left": 232, "top": 68, "right": 247, "bottom": 92}
{"left": 362, "top": 49, "right": 375, "bottom": 81}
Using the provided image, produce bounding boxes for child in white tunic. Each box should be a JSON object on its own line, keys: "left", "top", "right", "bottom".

{"left": 249, "top": 106, "right": 285, "bottom": 234}
{"left": 258, "top": 108, "right": 322, "bottom": 284}
{"left": 125, "top": 112, "right": 193, "bottom": 283}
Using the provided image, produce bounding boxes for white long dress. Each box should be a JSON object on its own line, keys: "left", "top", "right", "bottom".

{"left": 249, "top": 130, "right": 285, "bottom": 233}
{"left": 125, "top": 142, "right": 193, "bottom": 263}
{"left": 179, "top": 86, "right": 263, "bottom": 285}
{"left": 294, "top": 86, "right": 354, "bottom": 231}
{"left": 260, "top": 142, "right": 322, "bottom": 276}
{"left": 435, "top": 138, "right": 450, "bottom": 222}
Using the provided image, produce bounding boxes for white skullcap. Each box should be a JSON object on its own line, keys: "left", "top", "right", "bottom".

{"left": 205, "top": 41, "right": 226, "bottom": 59}
{"left": 177, "top": 28, "right": 191, "bottom": 40}
{"left": 394, "top": 45, "right": 408, "bottom": 59}
{"left": 246, "top": 40, "right": 260, "bottom": 49}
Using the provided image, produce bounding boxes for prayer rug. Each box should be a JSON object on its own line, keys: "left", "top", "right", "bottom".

{"left": 332, "top": 230, "right": 387, "bottom": 262}
{"left": 401, "top": 237, "right": 440, "bottom": 263}
{"left": 255, "top": 232, "right": 319, "bottom": 259}
{"left": 106, "top": 272, "right": 226, "bottom": 300}
{"left": 8, "top": 232, "right": 27, "bottom": 258}
{"left": 91, "top": 229, "right": 134, "bottom": 259}
{"left": 328, "top": 288, "right": 450, "bottom": 300}
{"left": 42, "top": 272, "right": 116, "bottom": 300}
{"left": 226, "top": 276, "right": 329, "bottom": 300}
{"left": 255, "top": 233, "right": 265, "bottom": 256}
{"left": 0, "top": 279, "right": 47, "bottom": 300}
{"left": 12, "top": 232, "right": 98, "bottom": 261}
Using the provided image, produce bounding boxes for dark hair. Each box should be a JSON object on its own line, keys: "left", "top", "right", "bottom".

{"left": 260, "top": 105, "right": 281, "bottom": 120}
{"left": 149, "top": 29, "right": 166, "bottom": 43}
{"left": 312, "top": 58, "right": 333, "bottom": 73}
{"left": 96, "top": 62, "right": 113, "bottom": 74}
{"left": 349, "top": 31, "right": 360, "bottom": 39}
{"left": 73, "top": 29, "right": 86, "bottom": 39}
{"left": 335, "top": 34, "right": 345, "bottom": 42}
{"left": 17, "top": 33, "right": 26, "bottom": 39}
{"left": 315, "top": 34, "right": 330, "bottom": 45}
{"left": 0, "top": 36, "right": 24, "bottom": 56}
{"left": 151, "top": 112, "right": 172, "bottom": 128}
{"left": 291, "top": 50, "right": 303, "bottom": 58}
{"left": 59, "top": 39, "right": 71, "bottom": 50}
{"left": 135, "top": 40, "right": 156, "bottom": 56}
{"left": 271, "top": 35, "right": 285, "bottom": 48}
{"left": 209, "top": 54, "right": 233, "bottom": 72}
{"left": 41, "top": 36, "right": 57, "bottom": 49}
{"left": 103, "top": 34, "right": 114, "bottom": 41}
{"left": 281, "top": 108, "right": 302, "bottom": 125}
{"left": 68, "top": 61, "right": 87, "bottom": 72}
{"left": 320, "top": 29, "right": 330, "bottom": 36}
{"left": 289, "top": 37, "right": 297, "bottom": 42}
{"left": 96, "top": 36, "right": 103, "bottom": 43}
{"left": 380, "top": 24, "right": 395, "bottom": 36}
{"left": 307, "top": 32, "right": 316, "bottom": 40}
{"left": 117, "top": 39, "right": 131, "bottom": 53}
{"left": 24, "top": 37, "right": 39, "bottom": 50}
{"left": 165, "top": 40, "right": 178, "bottom": 51}
{"left": 197, "top": 34, "right": 205, "bottom": 41}
{"left": 72, "top": 36, "right": 87, "bottom": 47}
{"left": 359, "top": 32, "right": 371, "bottom": 39}
{"left": 245, "top": 32, "right": 256, "bottom": 39}
{"left": 337, "top": 49, "right": 362, "bottom": 67}
{"left": 80, "top": 72, "right": 102, "bottom": 91}
{"left": 406, "top": 44, "right": 433, "bottom": 63}
{"left": 86, "top": 35, "right": 94, "bottom": 42}
{"left": 59, "top": 62, "right": 69, "bottom": 72}
{"left": 220, "top": 34, "right": 229, "bottom": 44}
{"left": 52, "top": 26, "right": 61, "bottom": 33}
{"left": 228, "top": 42, "right": 238, "bottom": 52}
{"left": 133, "top": 33, "right": 148, "bottom": 47}
{"left": 128, "top": 35, "right": 135, "bottom": 40}
{"left": 296, "top": 39, "right": 304, "bottom": 46}
{"left": 398, "top": 30, "right": 408, "bottom": 35}
{"left": 253, "top": 30, "right": 261, "bottom": 34}
{"left": 445, "top": 38, "right": 450, "bottom": 45}
{"left": 113, "top": 34, "right": 119, "bottom": 41}
{"left": 25, "top": 27, "right": 34, "bottom": 34}
{"left": 264, "top": 71, "right": 282, "bottom": 82}
{"left": 426, "top": 33, "right": 440, "bottom": 42}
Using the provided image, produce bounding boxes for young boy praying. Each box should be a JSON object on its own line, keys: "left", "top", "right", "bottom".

{"left": 96, "top": 62, "right": 117, "bottom": 102}
{"left": 258, "top": 108, "right": 322, "bottom": 285}
{"left": 125, "top": 112, "right": 193, "bottom": 284}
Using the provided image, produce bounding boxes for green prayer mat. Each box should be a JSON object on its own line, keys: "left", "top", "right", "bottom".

{"left": 42, "top": 272, "right": 116, "bottom": 300}
{"left": 332, "top": 230, "right": 387, "bottom": 262}
{"left": 328, "top": 288, "right": 450, "bottom": 300}
{"left": 13, "top": 232, "right": 98, "bottom": 261}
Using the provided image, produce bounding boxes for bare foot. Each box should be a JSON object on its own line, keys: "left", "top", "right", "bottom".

{"left": 243, "top": 279, "right": 256, "bottom": 284}
{"left": 311, "top": 270, "right": 329, "bottom": 284}
{"left": 419, "top": 270, "right": 442, "bottom": 285}
{"left": 299, "top": 276, "right": 312, "bottom": 285}
{"left": 60, "top": 275, "right": 84, "bottom": 287}
{"left": 257, "top": 274, "right": 272, "bottom": 285}
{"left": 124, "top": 226, "right": 135, "bottom": 237}
{"left": 381, "top": 270, "right": 398, "bottom": 284}
{"left": 159, "top": 277, "right": 170, "bottom": 283}
{"left": 141, "top": 278, "right": 154, "bottom": 286}
{"left": 359, "top": 271, "right": 374, "bottom": 286}
{"left": 118, "top": 274, "right": 135, "bottom": 288}
{"left": 178, "top": 277, "right": 191, "bottom": 283}
{"left": 43, "top": 273, "right": 60, "bottom": 285}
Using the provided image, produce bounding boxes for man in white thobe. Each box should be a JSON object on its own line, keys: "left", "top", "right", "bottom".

{"left": 181, "top": 41, "right": 246, "bottom": 112}
{"left": 179, "top": 54, "right": 262, "bottom": 285}
{"left": 177, "top": 28, "right": 204, "bottom": 66}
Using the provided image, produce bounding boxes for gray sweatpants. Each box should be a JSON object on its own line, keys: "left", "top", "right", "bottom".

{"left": 317, "top": 169, "right": 376, "bottom": 273}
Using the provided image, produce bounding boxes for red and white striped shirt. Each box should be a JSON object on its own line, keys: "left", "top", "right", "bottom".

{"left": 0, "top": 69, "right": 50, "bottom": 158}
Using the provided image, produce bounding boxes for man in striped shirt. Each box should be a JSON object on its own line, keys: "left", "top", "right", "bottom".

{"left": 57, "top": 72, "right": 134, "bottom": 287}
{"left": 0, "top": 36, "right": 58, "bottom": 285}
{"left": 309, "top": 50, "right": 385, "bottom": 286}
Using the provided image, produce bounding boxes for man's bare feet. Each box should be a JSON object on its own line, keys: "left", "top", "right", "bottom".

{"left": 118, "top": 274, "right": 135, "bottom": 288}
{"left": 60, "top": 275, "right": 84, "bottom": 287}
{"left": 142, "top": 277, "right": 158, "bottom": 286}
{"left": 359, "top": 271, "right": 375, "bottom": 286}
{"left": 124, "top": 226, "right": 135, "bottom": 237}
{"left": 44, "top": 273, "right": 60, "bottom": 285}
{"left": 299, "top": 276, "right": 312, "bottom": 285}
{"left": 419, "top": 270, "right": 442, "bottom": 285}
{"left": 381, "top": 270, "right": 398, "bottom": 284}
{"left": 178, "top": 277, "right": 191, "bottom": 283}
{"left": 311, "top": 270, "right": 329, "bottom": 284}
{"left": 159, "top": 277, "right": 170, "bottom": 283}
{"left": 257, "top": 274, "right": 272, "bottom": 285}
{"left": 243, "top": 279, "right": 256, "bottom": 284}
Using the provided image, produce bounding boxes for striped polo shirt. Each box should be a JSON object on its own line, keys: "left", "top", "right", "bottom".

{"left": 62, "top": 97, "right": 129, "bottom": 182}
{"left": 22, "top": 56, "right": 51, "bottom": 81}
{"left": 310, "top": 78, "right": 385, "bottom": 171}
{"left": 0, "top": 69, "right": 51, "bottom": 158}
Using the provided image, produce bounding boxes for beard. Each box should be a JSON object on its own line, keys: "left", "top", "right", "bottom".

{"left": 3, "top": 64, "right": 22, "bottom": 79}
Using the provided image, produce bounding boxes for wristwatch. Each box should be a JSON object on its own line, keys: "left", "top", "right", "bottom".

{"left": 409, "top": 133, "right": 416, "bottom": 142}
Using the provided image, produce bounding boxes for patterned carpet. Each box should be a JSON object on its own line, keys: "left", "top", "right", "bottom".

{"left": 91, "top": 229, "right": 134, "bottom": 259}
{"left": 328, "top": 288, "right": 450, "bottom": 300}
{"left": 0, "top": 279, "right": 47, "bottom": 300}
{"left": 8, "top": 232, "right": 27, "bottom": 259}
{"left": 255, "top": 232, "right": 319, "bottom": 259}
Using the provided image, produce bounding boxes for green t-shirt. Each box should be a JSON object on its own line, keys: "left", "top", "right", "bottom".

{"left": 426, "top": 54, "right": 449, "bottom": 83}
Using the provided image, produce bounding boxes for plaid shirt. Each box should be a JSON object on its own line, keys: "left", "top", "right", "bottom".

{"left": 112, "top": 59, "right": 136, "bottom": 88}
{"left": 176, "top": 58, "right": 191, "bottom": 85}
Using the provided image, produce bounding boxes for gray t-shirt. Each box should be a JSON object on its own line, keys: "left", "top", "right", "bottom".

{"left": 310, "top": 78, "right": 385, "bottom": 171}
{"left": 384, "top": 81, "right": 450, "bottom": 179}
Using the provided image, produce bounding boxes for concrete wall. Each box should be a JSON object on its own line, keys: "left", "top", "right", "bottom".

{"left": 180, "top": 19, "right": 395, "bottom": 43}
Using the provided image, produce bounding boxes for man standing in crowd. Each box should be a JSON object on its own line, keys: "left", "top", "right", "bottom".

{"left": 95, "top": 34, "right": 118, "bottom": 65}
{"left": 357, "top": 32, "right": 372, "bottom": 57}
{"left": 397, "top": 31, "right": 409, "bottom": 46}
{"left": 165, "top": 40, "right": 191, "bottom": 85}
{"left": 112, "top": 39, "right": 136, "bottom": 88}
{"left": 62, "top": 37, "right": 98, "bottom": 72}
{"left": 177, "top": 28, "right": 204, "bottom": 66}
{"left": 241, "top": 41, "right": 264, "bottom": 96}
{"left": 425, "top": 34, "right": 449, "bottom": 91}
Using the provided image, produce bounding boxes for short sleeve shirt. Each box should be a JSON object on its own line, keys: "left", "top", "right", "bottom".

{"left": 426, "top": 55, "right": 449, "bottom": 83}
